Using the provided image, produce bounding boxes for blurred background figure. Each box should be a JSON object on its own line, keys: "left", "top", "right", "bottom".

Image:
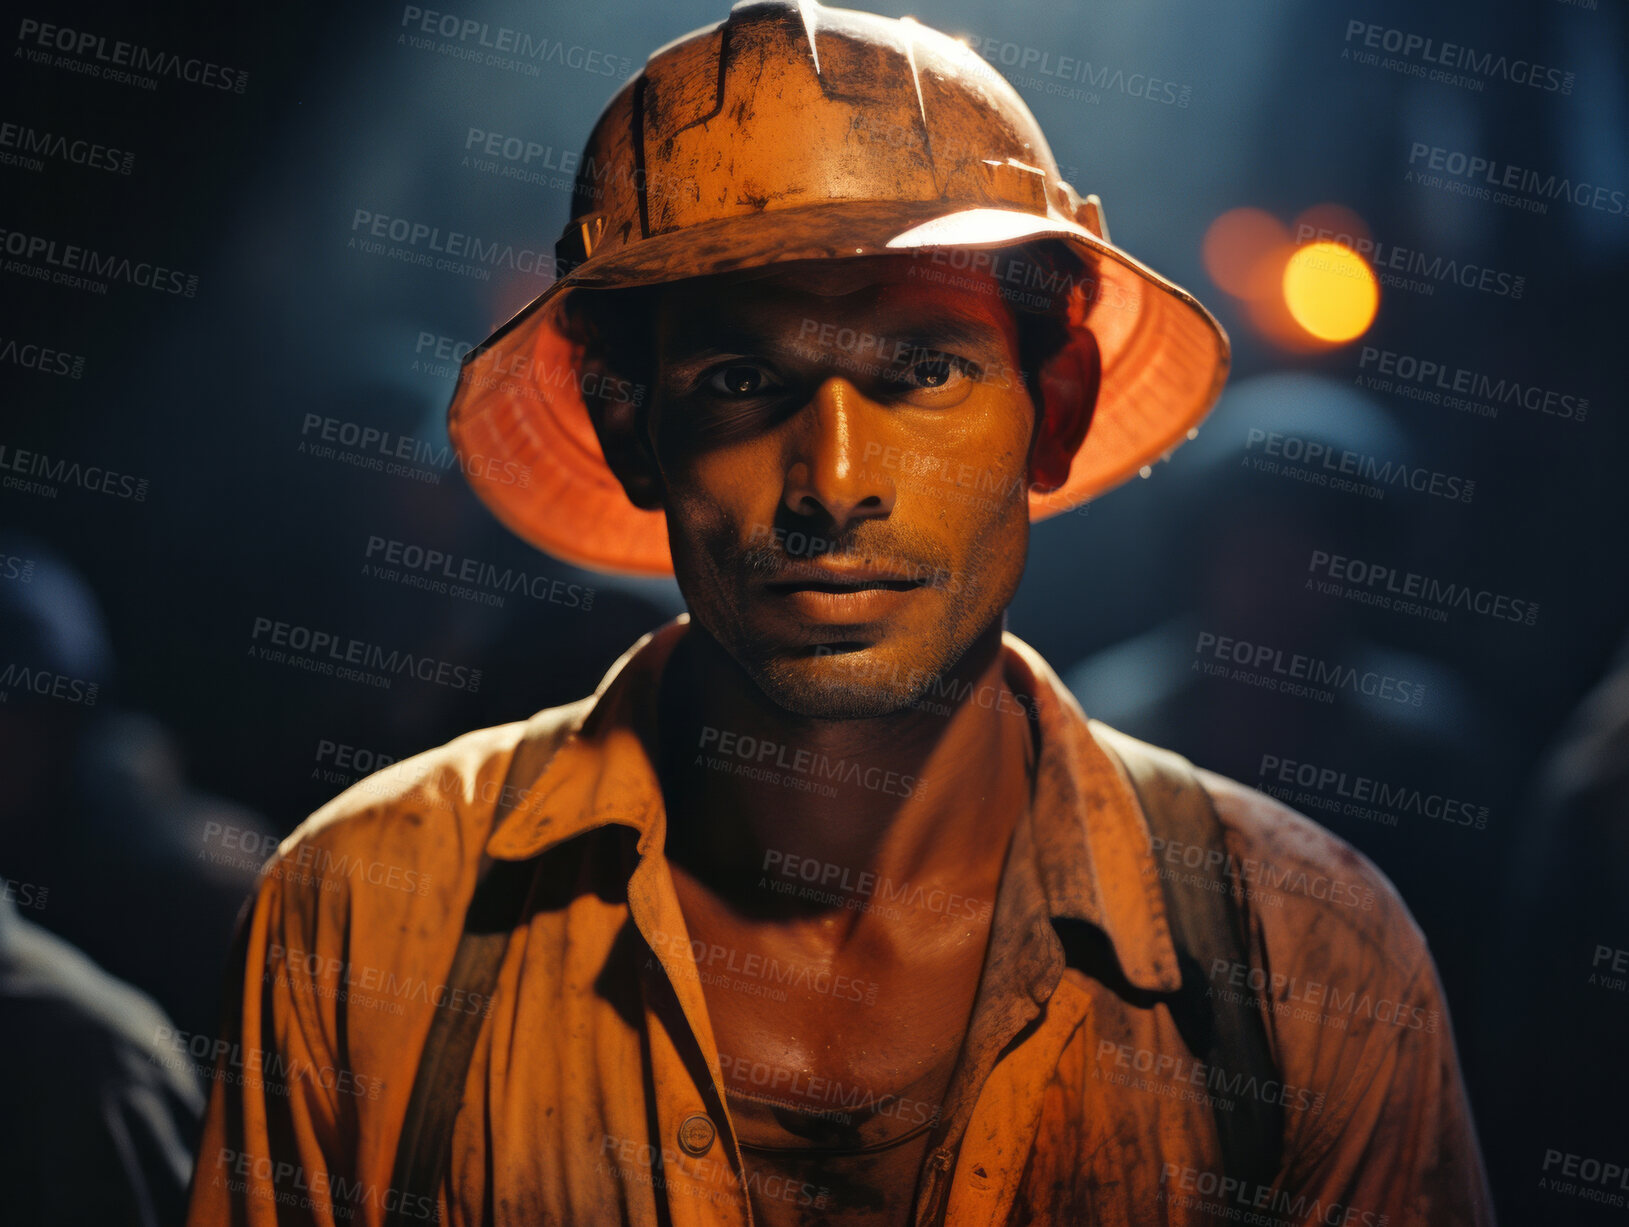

{"left": 1486, "top": 625, "right": 1629, "bottom": 1225}
{"left": 0, "top": 535, "right": 278, "bottom": 1038}
{"left": 0, "top": 886, "right": 205, "bottom": 1225}
{"left": 0, "top": 535, "right": 227, "bottom": 1222}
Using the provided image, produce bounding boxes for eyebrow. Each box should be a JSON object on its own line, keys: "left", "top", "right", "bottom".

{"left": 881, "top": 309, "right": 1010, "bottom": 354}
{"left": 661, "top": 303, "right": 1013, "bottom": 377}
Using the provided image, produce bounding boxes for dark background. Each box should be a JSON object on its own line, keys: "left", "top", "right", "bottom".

{"left": 2, "top": 0, "right": 1625, "bottom": 1222}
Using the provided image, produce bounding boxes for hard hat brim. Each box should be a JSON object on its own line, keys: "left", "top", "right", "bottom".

{"left": 447, "top": 199, "right": 1229, "bottom": 576}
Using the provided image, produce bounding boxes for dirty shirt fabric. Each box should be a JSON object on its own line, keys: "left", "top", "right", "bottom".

{"left": 184, "top": 617, "right": 1494, "bottom": 1226}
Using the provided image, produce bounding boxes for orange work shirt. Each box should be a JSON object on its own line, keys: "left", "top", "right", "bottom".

{"left": 183, "top": 617, "right": 1495, "bottom": 1226}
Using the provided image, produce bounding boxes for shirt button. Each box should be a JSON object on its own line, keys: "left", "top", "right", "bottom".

{"left": 677, "top": 1113, "right": 716, "bottom": 1156}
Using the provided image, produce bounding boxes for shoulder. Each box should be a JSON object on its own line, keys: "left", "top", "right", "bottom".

{"left": 265, "top": 697, "right": 593, "bottom": 916}
{"left": 1192, "top": 766, "right": 1429, "bottom": 983}
{"left": 1085, "top": 718, "right": 1428, "bottom": 982}
{"left": 234, "top": 700, "right": 597, "bottom": 1070}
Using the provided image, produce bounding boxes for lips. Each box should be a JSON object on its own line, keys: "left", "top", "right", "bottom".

{"left": 762, "top": 563, "right": 926, "bottom": 593}
{"left": 764, "top": 577, "right": 921, "bottom": 595}
{"left": 760, "top": 565, "right": 926, "bottom": 625}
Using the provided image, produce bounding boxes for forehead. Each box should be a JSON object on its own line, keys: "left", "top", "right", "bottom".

{"left": 654, "top": 254, "right": 1017, "bottom": 340}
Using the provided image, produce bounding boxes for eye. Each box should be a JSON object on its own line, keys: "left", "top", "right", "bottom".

{"left": 706, "top": 363, "right": 778, "bottom": 397}
{"left": 909, "top": 357, "right": 956, "bottom": 388}
{"left": 887, "top": 352, "right": 983, "bottom": 400}
{"left": 912, "top": 356, "right": 951, "bottom": 384}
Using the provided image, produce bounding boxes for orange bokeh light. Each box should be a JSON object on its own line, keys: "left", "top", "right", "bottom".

{"left": 1282, "top": 241, "right": 1380, "bottom": 343}
{"left": 1291, "top": 203, "right": 1373, "bottom": 252}
{"left": 1202, "top": 208, "right": 1292, "bottom": 301}
{"left": 1204, "top": 204, "right": 1380, "bottom": 348}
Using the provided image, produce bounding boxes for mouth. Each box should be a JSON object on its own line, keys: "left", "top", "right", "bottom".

{"left": 761, "top": 560, "right": 929, "bottom": 592}
{"left": 758, "top": 567, "right": 927, "bottom": 625}
{"left": 764, "top": 577, "right": 922, "bottom": 595}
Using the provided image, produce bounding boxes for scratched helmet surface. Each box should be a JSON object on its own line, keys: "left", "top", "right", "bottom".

{"left": 447, "top": 0, "right": 1229, "bottom": 576}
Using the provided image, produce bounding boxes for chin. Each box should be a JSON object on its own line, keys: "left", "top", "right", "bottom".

{"left": 743, "top": 637, "right": 951, "bottom": 721}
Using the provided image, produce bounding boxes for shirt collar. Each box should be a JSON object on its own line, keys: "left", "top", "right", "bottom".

{"left": 485, "top": 615, "right": 1181, "bottom": 993}
{"left": 1000, "top": 635, "right": 1182, "bottom": 993}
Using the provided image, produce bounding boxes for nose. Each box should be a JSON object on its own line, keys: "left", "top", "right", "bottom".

{"left": 781, "top": 376, "right": 895, "bottom": 533}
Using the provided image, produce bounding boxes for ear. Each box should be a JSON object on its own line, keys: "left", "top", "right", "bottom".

{"left": 582, "top": 355, "right": 666, "bottom": 511}
{"left": 1028, "top": 329, "right": 1101, "bottom": 494}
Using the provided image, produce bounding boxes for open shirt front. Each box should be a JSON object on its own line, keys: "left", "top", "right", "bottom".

{"left": 185, "top": 617, "right": 1493, "bottom": 1226}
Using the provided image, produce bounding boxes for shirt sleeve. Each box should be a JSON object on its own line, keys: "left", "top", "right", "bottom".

{"left": 183, "top": 857, "right": 362, "bottom": 1227}
{"left": 1202, "top": 772, "right": 1496, "bottom": 1227}
{"left": 1277, "top": 950, "right": 1496, "bottom": 1227}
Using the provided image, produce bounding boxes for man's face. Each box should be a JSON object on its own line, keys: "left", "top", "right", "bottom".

{"left": 645, "top": 255, "right": 1041, "bottom": 719}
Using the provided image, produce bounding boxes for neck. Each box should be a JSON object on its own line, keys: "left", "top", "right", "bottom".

{"left": 656, "top": 621, "right": 1034, "bottom": 916}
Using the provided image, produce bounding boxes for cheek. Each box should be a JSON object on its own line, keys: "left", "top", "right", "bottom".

{"left": 965, "top": 483, "right": 1030, "bottom": 598}
{"left": 954, "top": 393, "right": 1034, "bottom": 505}
{"left": 659, "top": 445, "right": 776, "bottom": 569}
{"left": 688, "top": 449, "right": 762, "bottom": 523}
{"left": 947, "top": 396, "right": 1033, "bottom": 594}
{"left": 662, "top": 485, "right": 733, "bottom": 572}
{"left": 662, "top": 486, "right": 743, "bottom": 633}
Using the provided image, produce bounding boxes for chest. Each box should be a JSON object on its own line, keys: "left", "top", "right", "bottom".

{"left": 701, "top": 919, "right": 988, "bottom": 1127}
{"left": 677, "top": 901, "right": 993, "bottom": 1223}
{"left": 439, "top": 907, "right": 1221, "bottom": 1227}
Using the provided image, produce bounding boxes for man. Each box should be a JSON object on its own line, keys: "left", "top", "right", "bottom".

{"left": 186, "top": 2, "right": 1493, "bottom": 1224}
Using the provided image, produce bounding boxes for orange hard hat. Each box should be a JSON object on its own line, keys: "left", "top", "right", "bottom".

{"left": 447, "top": 0, "right": 1229, "bottom": 576}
